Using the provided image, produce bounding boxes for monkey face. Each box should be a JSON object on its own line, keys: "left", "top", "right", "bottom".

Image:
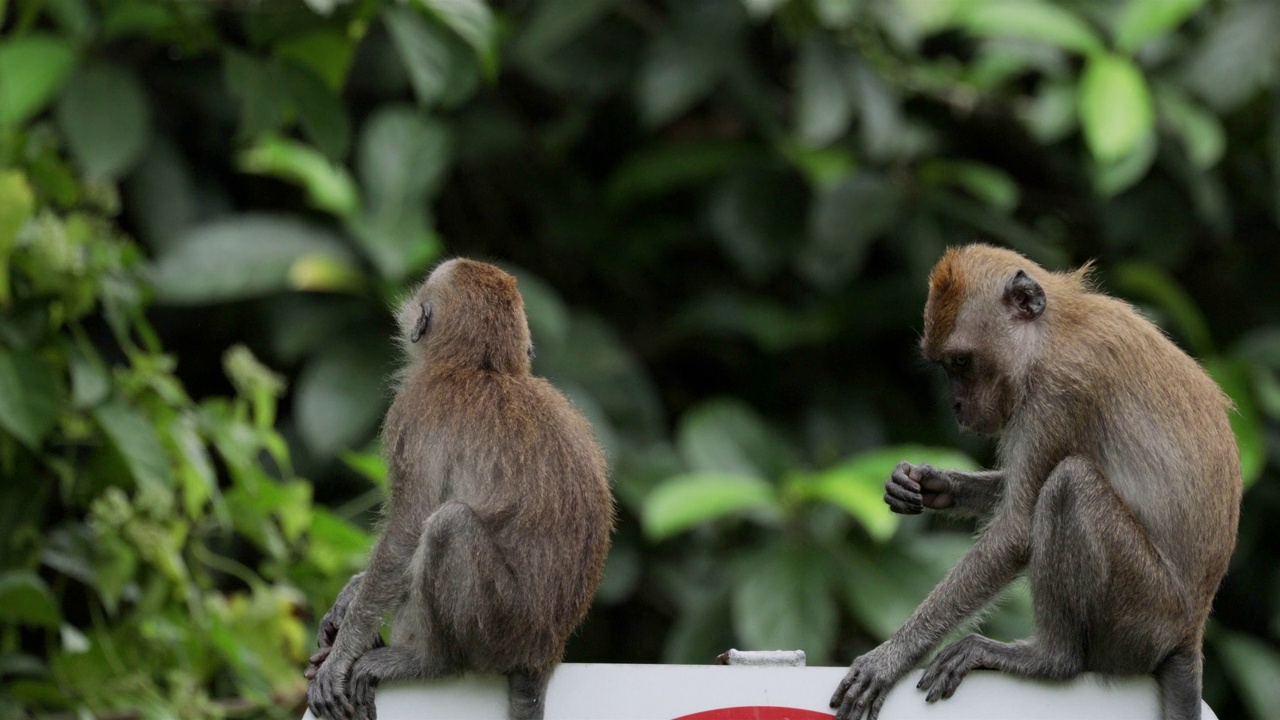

{"left": 940, "top": 352, "right": 1016, "bottom": 435}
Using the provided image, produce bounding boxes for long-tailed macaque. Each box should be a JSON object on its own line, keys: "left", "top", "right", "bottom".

{"left": 831, "top": 244, "right": 1240, "bottom": 720}
{"left": 306, "top": 259, "right": 615, "bottom": 720}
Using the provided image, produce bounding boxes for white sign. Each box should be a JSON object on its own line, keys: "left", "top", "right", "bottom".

{"left": 301, "top": 664, "right": 1218, "bottom": 719}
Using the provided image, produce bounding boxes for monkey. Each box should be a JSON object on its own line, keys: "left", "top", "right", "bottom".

{"left": 306, "top": 259, "right": 616, "bottom": 720}
{"left": 831, "top": 244, "right": 1240, "bottom": 720}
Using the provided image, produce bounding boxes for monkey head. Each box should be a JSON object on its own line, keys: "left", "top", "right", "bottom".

{"left": 921, "top": 245, "right": 1050, "bottom": 435}
{"left": 396, "top": 259, "right": 534, "bottom": 374}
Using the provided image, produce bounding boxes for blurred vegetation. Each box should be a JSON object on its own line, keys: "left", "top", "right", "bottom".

{"left": 3, "top": 0, "right": 1280, "bottom": 718}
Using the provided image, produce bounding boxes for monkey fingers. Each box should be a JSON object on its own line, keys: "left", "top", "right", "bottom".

{"left": 917, "top": 633, "right": 990, "bottom": 703}
{"left": 885, "top": 463, "right": 924, "bottom": 514}
{"left": 307, "top": 663, "right": 355, "bottom": 720}
{"left": 832, "top": 674, "right": 890, "bottom": 720}
{"left": 349, "top": 667, "right": 379, "bottom": 720}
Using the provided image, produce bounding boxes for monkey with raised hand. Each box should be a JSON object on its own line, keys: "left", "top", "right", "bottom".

{"left": 307, "top": 259, "right": 615, "bottom": 720}
{"left": 831, "top": 244, "right": 1240, "bottom": 720}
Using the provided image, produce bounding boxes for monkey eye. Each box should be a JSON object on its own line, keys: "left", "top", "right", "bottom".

{"left": 945, "top": 354, "right": 972, "bottom": 373}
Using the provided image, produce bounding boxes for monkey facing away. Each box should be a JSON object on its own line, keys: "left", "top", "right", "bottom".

{"left": 306, "top": 259, "right": 616, "bottom": 720}
{"left": 831, "top": 244, "right": 1240, "bottom": 720}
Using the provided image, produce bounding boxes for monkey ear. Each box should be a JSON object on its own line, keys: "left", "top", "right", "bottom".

{"left": 1004, "top": 270, "right": 1046, "bottom": 320}
{"left": 411, "top": 304, "right": 431, "bottom": 343}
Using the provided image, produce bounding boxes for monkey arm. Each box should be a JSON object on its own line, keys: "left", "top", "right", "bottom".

{"left": 884, "top": 463, "right": 1004, "bottom": 519}
{"left": 832, "top": 514, "right": 1029, "bottom": 720}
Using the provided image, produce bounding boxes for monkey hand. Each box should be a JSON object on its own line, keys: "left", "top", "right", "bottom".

{"left": 884, "top": 462, "right": 954, "bottom": 514}
{"left": 307, "top": 654, "right": 356, "bottom": 720}
{"left": 830, "top": 644, "right": 908, "bottom": 720}
{"left": 304, "top": 612, "right": 384, "bottom": 680}
{"left": 917, "top": 633, "right": 995, "bottom": 702}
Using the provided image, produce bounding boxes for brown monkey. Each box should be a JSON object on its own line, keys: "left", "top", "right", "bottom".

{"left": 831, "top": 244, "right": 1240, "bottom": 720}
{"left": 306, "top": 259, "right": 615, "bottom": 720}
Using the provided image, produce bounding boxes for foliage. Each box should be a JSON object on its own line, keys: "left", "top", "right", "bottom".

{"left": 3, "top": 0, "right": 1280, "bottom": 718}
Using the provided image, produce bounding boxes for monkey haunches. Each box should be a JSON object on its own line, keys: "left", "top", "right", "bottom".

{"left": 832, "top": 244, "right": 1240, "bottom": 720}
{"left": 305, "top": 260, "right": 616, "bottom": 720}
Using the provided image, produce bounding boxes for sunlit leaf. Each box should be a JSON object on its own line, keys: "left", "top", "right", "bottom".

{"left": 55, "top": 62, "right": 151, "bottom": 179}
{"left": 731, "top": 544, "right": 836, "bottom": 662}
{"left": 0, "top": 349, "right": 60, "bottom": 450}
{"left": 641, "top": 473, "right": 781, "bottom": 540}
{"left": 1115, "top": 0, "right": 1205, "bottom": 53}
{"left": 956, "top": 1, "right": 1104, "bottom": 54}
{"left": 794, "top": 445, "right": 978, "bottom": 541}
{"left": 239, "top": 136, "right": 359, "bottom": 217}
{"left": 0, "top": 35, "right": 76, "bottom": 127}
{"left": 0, "top": 572, "right": 61, "bottom": 628}
{"left": 1078, "top": 53, "right": 1155, "bottom": 163}
{"left": 676, "top": 397, "right": 793, "bottom": 480}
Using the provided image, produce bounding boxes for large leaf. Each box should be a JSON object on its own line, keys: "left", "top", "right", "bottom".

{"left": 634, "top": 3, "right": 742, "bottom": 128}
{"left": 93, "top": 398, "right": 170, "bottom": 489}
{"left": 223, "top": 50, "right": 291, "bottom": 137}
{"left": 1078, "top": 53, "right": 1155, "bottom": 163}
{"left": 731, "top": 544, "right": 836, "bottom": 662}
{"left": 152, "top": 214, "right": 357, "bottom": 304}
{"left": 793, "top": 445, "right": 978, "bottom": 541}
{"left": 1181, "top": 0, "right": 1280, "bottom": 113}
{"left": 54, "top": 62, "right": 151, "bottom": 179}
{"left": 283, "top": 63, "right": 351, "bottom": 160}
{"left": 293, "top": 335, "right": 392, "bottom": 458}
{"left": 0, "top": 349, "right": 60, "bottom": 450}
{"left": 641, "top": 473, "right": 781, "bottom": 540}
{"left": 0, "top": 572, "right": 61, "bottom": 628}
{"left": 0, "top": 35, "right": 76, "bottom": 127}
{"left": 413, "top": 0, "right": 497, "bottom": 77}
{"left": 799, "top": 171, "right": 900, "bottom": 289}
{"left": 794, "top": 36, "right": 854, "bottom": 147}
{"left": 354, "top": 106, "right": 451, "bottom": 281}
{"left": 676, "top": 397, "right": 792, "bottom": 479}
{"left": 1114, "top": 0, "right": 1205, "bottom": 53}
{"left": 956, "top": 1, "right": 1103, "bottom": 54}
{"left": 385, "top": 5, "right": 454, "bottom": 108}
{"left": 1156, "top": 87, "right": 1225, "bottom": 170}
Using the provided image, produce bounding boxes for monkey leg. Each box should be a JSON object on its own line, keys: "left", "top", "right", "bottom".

{"left": 919, "top": 457, "right": 1189, "bottom": 706}
{"left": 1155, "top": 650, "right": 1203, "bottom": 720}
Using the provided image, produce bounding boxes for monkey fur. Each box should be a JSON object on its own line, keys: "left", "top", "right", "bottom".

{"left": 306, "top": 259, "right": 615, "bottom": 720}
{"left": 832, "top": 244, "right": 1240, "bottom": 720}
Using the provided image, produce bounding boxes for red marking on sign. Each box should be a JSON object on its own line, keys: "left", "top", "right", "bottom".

{"left": 671, "top": 707, "right": 834, "bottom": 720}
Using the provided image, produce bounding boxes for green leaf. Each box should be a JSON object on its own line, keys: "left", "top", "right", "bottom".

{"left": 282, "top": 63, "right": 352, "bottom": 160}
{"left": 54, "top": 62, "right": 151, "bottom": 179}
{"left": 0, "top": 572, "right": 61, "bottom": 628}
{"left": 0, "top": 170, "right": 34, "bottom": 306}
{"left": 1078, "top": 53, "right": 1155, "bottom": 163}
{"left": 835, "top": 541, "right": 961, "bottom": 640}
{"left": 275, "top": 29, "right": 356, "bottom": 91}
{"left": 1091, "top": 131, "right": 1157, "bottom": 197}
{"left": 1020, "top": 79, "right": 1077, "bottom": 143}
{"left": 238, "top": 136, "right": 359, "bottom": 217}
{"left": 607, "top": 141, "right": 756, "bottom": 208}
{"left": 707, "top": 170, "right": 805, "bottom": 283}
{"left": 731, "top": 544, "right": 836, "bottom": 661}
{"left": 1111, "top": 262, "right": 1214, "bottom": 356}
{"left": 919, "top": 159, "right": 1020, "bottom": 213}
{"left": 1181, "top": 0, "right": 1280, "bottom": 113}
{"left": 93, "top": 399, "right": 170, "bottom": 489}
{"left": 0, "top": 35, "right": 76, "bottom": 127}
{"left": 152, "top": 214, "right": 357, "bottom": 304}
{"left": 341, "top": 449, "right": 388, "bottom": 490}
{"left": 1156, "top": 86, "right": 1226, "bottom": 170}
{"left": 676, "top": 397, "right": 792, "bottom": 479}
{"left": 795, "top": 445, "right": 978, "bottom": 541}
{"left": 413, "top": 0, "right": 497, "bottom": 77}
{"left": 1204, "top": 359, "right": 1265, "bottom": 489}
{"left": 307, "top": 508, "right": 373, "bottom": 575}
{"left": 1214, "top": 629, "right": 1280, "bottom": 720}
{"left": 0, "top": 349, "right": 60, "bottom": 450}
{"left": 1114, "top": 0, "right": 1204, "bottom": 52}
{"left": 793, "top": 36, "right": 854, "bottom": 147}
{"left": 513, "top": 0, "right": 616, "bottom": 61}
{"left": 956, "top": 1, "right": 1104, "bottom": 54}
{"left": 294, "top": 336, "right": 392, "bottom": 457}
{"left": 800, "top": 171, "right": 900, "bottom": 289}
{"left": 354, "top": 106, "right": 451, "bottom": 280}
{"left": 384, "top": 5, "right": 454, "bottom": 108}
{"left": 634, "top": 3, "right": 742, "bottom": 128}
{"left": 641, "top": 473, "right": 781, "bottom": 540}
{"left": 223, "top": 50, "right": 291, "bottom": 137}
